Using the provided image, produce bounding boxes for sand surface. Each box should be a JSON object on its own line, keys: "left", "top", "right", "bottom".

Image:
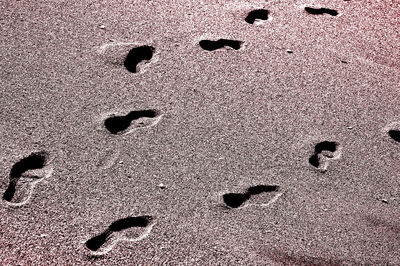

{"left": 1, "top": 0, "right": 399, "bottom": 265}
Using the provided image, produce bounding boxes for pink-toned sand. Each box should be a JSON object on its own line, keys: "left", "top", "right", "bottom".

{"left": 1, "top": 0, "right": 399, "bottom": 265}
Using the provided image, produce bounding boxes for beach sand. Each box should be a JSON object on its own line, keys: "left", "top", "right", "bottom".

{"left": 1, "top": 0, "right": 399, "bottom": 264}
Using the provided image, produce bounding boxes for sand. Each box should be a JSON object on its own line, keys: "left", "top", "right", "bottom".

{"left": 1, "top": 0, "right": 399, "bottom": 265}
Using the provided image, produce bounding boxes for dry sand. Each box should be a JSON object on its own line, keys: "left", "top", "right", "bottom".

{"left": 1, "top": 0, "right": 399, "bottom": 265}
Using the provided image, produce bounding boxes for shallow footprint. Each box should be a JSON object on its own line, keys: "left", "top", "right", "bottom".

{"left": 104, "top": 109, "right": 162, "bottom": 135}
{"left": 245, "top": 9, "right": 269, "bottom": 24}
{"left": 199, "top": 39, "right": 242, "bottom": 51}
{"left": 2, "top": 151, "right": 52, "bottom": 206}
{"left": 85, "top": 215, "right": 155, "bottom": 256}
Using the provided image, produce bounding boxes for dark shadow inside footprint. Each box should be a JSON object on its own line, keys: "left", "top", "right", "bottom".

{"left": 388, "top": 130, "right": 400, "bottom": 142}
{"left": 245, "top": 9, "right": 269, "bottom": 24}
{"left": 314, "top": 141, "right": 338, "bottom": 154}
{"left": 199, "top": 39, "right": 242, "bottom": 51}
{"left": 104, "top": 116, "right": 131, "bottom": 135}
{"left": 85, "top": 216, "right": 153, "bottom": 252}
{"left": 109, "top": 216, "right": 152, "bottom": 232}
{"left": 246, "top": 185, "right": 279, "bottom": 195}
{"left": 124, "top": 46, "right": 155, "bottom": 73}
{"left": 222, "top": 193, "right": 250, "bottom": 208}
{"left": 104, "top": 110, "right": 158, "bottom": 134}
{"left": 308, "top": 154, "right": 320, "bottom": 168}
{"left": 127, "top": 110, "right": 157, "bottom": 121}
{"left": 85, "top": 230, "right": 112, "bottom": 251}
{"left": 305, "top": 7, "right": 338, "bottom": 16}
{"left": 3, "top": 151, "right": 48, "bottom": 202}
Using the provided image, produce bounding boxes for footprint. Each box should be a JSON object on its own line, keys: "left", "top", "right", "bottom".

{"left": 246, "top": 185, "right": 279, "bottom": 195}
{"left": 245, "top": 9, "right": 269, "bottom": 24}
{"left": 95, "top": 41, "right": 157, "bottom": 74}
{"left": 199, "top": 39, "right": 242, "bottom": 51}
{"left": 124, "top": 46, "right": 155, "bottom": 73}
{"left": 85, "top": 215, "right": 155, "bottom": 256}
{"left": 96, "top": 148, "right": 121, "bottom": 170}
{"left": 103, "top": 109, "right": 162, "bottom": 135}
{"left": 388, "top": 130, "right": 400, "bottom": 142}
{"left": 309, "top": 141, "right": 342, "bottom": 172}
{"left": 222, "top": 193, "right": 250, "bottom": 208}
{"left": 2, "top": 151, "right": 53, "bottom": 206}
{"left": 382, "top": 122, "right": 400, "bottom": 143}
{"left": 304, "top": 7, "right": 338, "bottom": 16}
{"left": 221, "top": 185, "right": 282, "bottom": 209}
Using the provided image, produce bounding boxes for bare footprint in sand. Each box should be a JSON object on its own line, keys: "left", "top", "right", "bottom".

{"left": 383, "top": 122, "right": 400, "bottom": 143}
{"left": 84, "top": 215, "right": 155, "bottom": 256}
{"left": 2, "top": 151, "right": 53, "bottom": 207}
{"left": 103, "top": 109, "right": 163, "bottom": 135}
{"left": 221, "top": 185, "right": 283, "bottom": 209}
{"left": 388, "top": 130, "right": 400, "bottom": 142}
{"left": 304, "top": 6, "right": 338, "bottom": 16}
{"left": 199, "top": 39, "right": 243, "bottom": 51}
{"left": 245, "top": 9, "right": 269, "bottom": 24}
{"left": 95, "top": 41, "right": 157, "bottom": 74}
{"left": 309, "top": 141, "right": 342, "bottom": 172}
{"left": 123, "top": 45, "right": 155, "bottom": 73}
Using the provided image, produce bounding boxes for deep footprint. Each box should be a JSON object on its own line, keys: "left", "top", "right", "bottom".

{"left": 308, "top": 154, "right": 320, "bottom": 168}
{"left": 104, "top": 109, "right": 159, "bottom": 135}
{"left": 314, "top": 141, "right": 338, "bottom": 154}
{"left": 85, "top": 231, "right": 112, "bottom": 252}
{"left": 245, "top": 9, "right": 269, "bottom": 24}
{"left": 124, "top": 46, "right": 155, "bottom": 73}
{"left": 85, "top": 216, "right": 153, "bottom": 252}
{"left": 304, "top": 7, "right": 338, "bottom": 16}
{"left": 3, "top": 151, "right": 49, "bottom": 202}
{"left": 199, "top": 39, "right": 242, "bottom": 51}
{"left": 222, "top": 193, "right": 250, "bottom": 208}
{"left": 388, "top": 130, "right": 400, "bottom": 142}
{"left": 309, "top": 141, "right": 340, "bottom": 171}
{"left": 246, "top": 185, "right": 279, "bottom": 195}
{"left": 109, "top": 216, "right": 153, "bottom": 232}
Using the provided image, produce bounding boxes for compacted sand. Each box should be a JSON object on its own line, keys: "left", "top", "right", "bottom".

{"left": 1, "top": 0, "right": 399, "bottom": 265}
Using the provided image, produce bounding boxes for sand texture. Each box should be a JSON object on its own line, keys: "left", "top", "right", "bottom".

{"left": 1, "top": 0, "right": 399, "bottom": 265}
